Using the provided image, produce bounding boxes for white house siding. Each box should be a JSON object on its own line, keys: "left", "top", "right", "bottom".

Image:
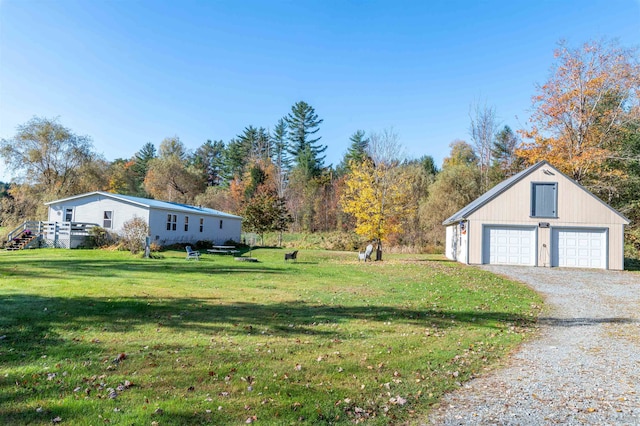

{"left": 464, "top": 167, "right": 627, "bottom": 270}
{"left": 47, "top": 194, "right": 150, "bottom": 231}
{"left": 445, "top": 222, "right": 468, "bottom": 263}
{"left": 147, "top": 209, "right": 242, "bottom": 245}
{"left": 445, "top": 225, "right": 456, "bottom": 261}
{"left": 46, "top": 192, "right": 243, "bottom": 248}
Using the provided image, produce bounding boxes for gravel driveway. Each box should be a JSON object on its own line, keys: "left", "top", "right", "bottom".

{"left": 428, "top": 266, "right": 640, "bottom": 425}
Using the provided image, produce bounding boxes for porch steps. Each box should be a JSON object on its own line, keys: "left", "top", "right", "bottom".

{"left": 5, "top": 232, "right": 39, "bottom": 251}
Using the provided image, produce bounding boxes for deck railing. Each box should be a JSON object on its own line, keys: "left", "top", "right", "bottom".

{"left": 6, "top": 221, "right": 98, "bottom": 249}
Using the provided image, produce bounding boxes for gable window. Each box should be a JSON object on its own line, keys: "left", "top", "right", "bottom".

{"left": 64, "top": 208, "right": 73, "bottom": 222}
{"left": 184, "top": 216, "right": 189, "bottom": 232}
{"left": 103, "top": 211, "right": 113, "bottom": 229}
{"left": 199, "top": 218, "right": 204, "bottom": 233}
{"left": 219, "top": 219, "right": 223, "bottom": 229}
{"left": 531, "top": 182, "right": 557, "bottom": 218}
{"left": 166, "top": 214, "right": 177, "bottom": 231}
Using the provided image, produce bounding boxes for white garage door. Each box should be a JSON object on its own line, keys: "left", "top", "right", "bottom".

{"left": 483, "top": 226, "right": 536, "bottom": 266}
{"left": 552, "top": 228, "right": 607, "bottom": 269}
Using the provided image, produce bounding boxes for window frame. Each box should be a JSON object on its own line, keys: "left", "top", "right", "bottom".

{"left": 219, "top": 219, "right": 223, "bottom": 229}
{"left": 103, "top": 211, "right": 113, "bottom": 229}
{"left": 166, "top": 214, "right": 177, "bottom": 231}
{"left": 184, "top": 216, "right": 189, "bottom": 232}
{"left": 199, "top": 217, "right": 204, "bottom": 233}
{"left": 530, "top": 182, "right": 558, "bottom": 218}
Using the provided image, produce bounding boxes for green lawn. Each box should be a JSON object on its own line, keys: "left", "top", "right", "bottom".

{"left": 0, "top": 248, "right": 542, "bottom": 425}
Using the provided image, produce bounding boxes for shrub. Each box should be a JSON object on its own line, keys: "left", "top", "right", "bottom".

{"left": 120, "top": 217, "right": 149, "bottom": 254}
{"left": 194, "top": 240, "right": 213, "bottom": 250}
{"left": 87, "top": 226, "right": 116, "bottom": 248}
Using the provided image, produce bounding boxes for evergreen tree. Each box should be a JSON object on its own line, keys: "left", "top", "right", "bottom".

{"left": 224, "top": 137, "right": 251, "bottom": 180}
{"left": 132, "top": 142, "right": 157, "bottom": 195}
{"left": 489, "top": 125, "right": 522, "bottom": 185}
{"left": 285, "top": 101, "right": 326, "bottom": 179}
{"left": 194, "top": 139, "right": 225, "bottom": 186}
{"left": 133, "top": 142, "right": 157, "bottom": 177}
{"left": 271, "top": 118, "right": 290, "bottom": 197}
{"left": 337, "top": 130, "right": 369, "bottom": 175}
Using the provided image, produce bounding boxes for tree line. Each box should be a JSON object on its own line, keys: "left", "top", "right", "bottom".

{"left": 1, "top": 39, "right": 639, "bottom": 253}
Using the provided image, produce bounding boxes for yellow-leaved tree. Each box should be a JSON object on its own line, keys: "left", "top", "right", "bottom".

{"left": 340, "top": 129, "right": 411, "bottom": 260}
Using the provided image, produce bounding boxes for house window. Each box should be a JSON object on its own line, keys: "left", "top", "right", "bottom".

{"left": 531, "top": 182, "right": 557, "bottom": 218}
{"left": 199, "top": 218, "right": 204, "bottom": 233}
{"left": 219, "top": 219, "right": 223, "bottom": 229}
{"left": 166, "top": 214, "right": 177, "bottom": 231}
{"left": 184, "top": 216, "right": 189, "bottom": 232}
{"left": 103, "top": 211, "right": 113, "bottom": 229}
{"left": 64, "top": 208, "right": 73, "bottom": 222}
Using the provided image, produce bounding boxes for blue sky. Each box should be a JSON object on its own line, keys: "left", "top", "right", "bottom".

{"left": 1, "top": 0, "right": 639, "bottom": 182}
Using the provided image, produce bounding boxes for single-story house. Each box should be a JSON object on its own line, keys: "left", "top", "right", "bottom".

{"left": 443, "top": 161, "right": 629, "bottom": 270}
{"left": 45, "top": 191, "right": 242, "bottom": 247}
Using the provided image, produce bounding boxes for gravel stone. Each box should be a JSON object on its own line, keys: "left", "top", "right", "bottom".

{"left": 428, "top": 266, "right": 640, "bottom": 425}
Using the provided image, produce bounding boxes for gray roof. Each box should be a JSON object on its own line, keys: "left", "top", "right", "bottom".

{"left": 442, "top": 160, "right": 630, "bottom": 226}
{"left": 45, "top": 191, "right": 242, "bottom": 220}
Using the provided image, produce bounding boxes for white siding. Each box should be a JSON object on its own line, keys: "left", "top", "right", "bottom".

{"left": 47, "top": 194, "right": 149, "bottom": 231}
{"left": 445, "top": 225, "right": 456, "bottom": 261}
{"left": 148, "top": 208, "right": 241, "bottom": 245}
{"left": 48, "top": 193, "right": 242, "bottom": 246}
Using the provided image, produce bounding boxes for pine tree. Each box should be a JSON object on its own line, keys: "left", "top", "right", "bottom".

{"left": 337, "top": 130, "right": 369, "bottom": 175}
{"left": 285, "top": 101, "right": 326, "bottom": 179}
{"left": 271, "top": 118, "right": 290, "bottom": 198}
{"left": 193, "top": 139, "right": 225, "bottom": 186}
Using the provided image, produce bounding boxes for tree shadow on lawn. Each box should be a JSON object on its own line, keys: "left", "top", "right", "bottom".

{"left": 0, "top": 294, "right": 536, "bottom": 365}
{"left": 0, "top": 257, "right": 285, "bottom": 280}
{"left": 0, "top": 294, "right": 536, "bottom": 423}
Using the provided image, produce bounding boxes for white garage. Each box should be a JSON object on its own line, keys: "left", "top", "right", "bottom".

{"left": 483, "top": 226, "right": 536, "bottom": 266}
{"left": 552, "top": 228, "right": 607, "bottom": 269}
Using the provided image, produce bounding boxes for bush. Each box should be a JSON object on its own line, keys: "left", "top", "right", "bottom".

{"left": 194, "top": 240, "right": 213, "bottom": 250}
{"left": 87, "top": 226, "right": 116, "bottom": 248}
{"left": 120, "top": 217, "right": 149, "bottom": 254}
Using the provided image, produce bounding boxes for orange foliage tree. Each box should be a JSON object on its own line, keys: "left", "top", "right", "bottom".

{"left": 517, "top": 39, "right": 640, "bottom": 188}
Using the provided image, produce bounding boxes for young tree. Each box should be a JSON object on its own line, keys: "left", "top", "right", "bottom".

{"left": 517, "top": 39, "right": 640, "bottom": 187}
{"left": 241, "top": 190, "right": 292, "bottom": 245}
{"left": 340, "top": 129, "right": 410, "bottom": 260}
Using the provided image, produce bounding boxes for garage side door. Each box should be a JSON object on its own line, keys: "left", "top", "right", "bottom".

{"left": 552, "top": 228, "right": 607, "bottom": 269}
{"left": 483, "top": 226, "right": 536, "bottom": 266}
